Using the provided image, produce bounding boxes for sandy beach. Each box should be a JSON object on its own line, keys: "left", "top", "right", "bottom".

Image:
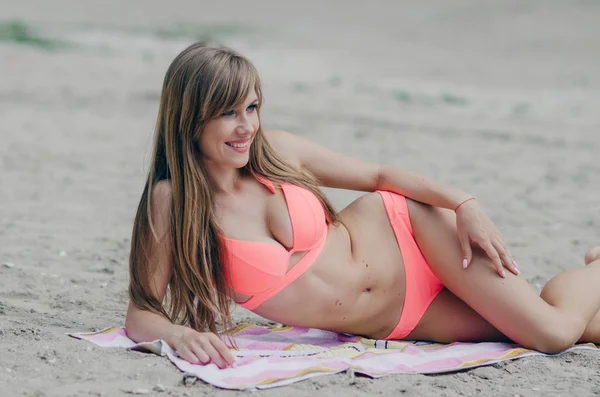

{"left": 1, "top": 1, "right": 599, "bottom": 395}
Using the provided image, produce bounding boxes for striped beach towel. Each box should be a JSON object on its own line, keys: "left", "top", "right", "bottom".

{"left": 70, "top": 324, "right": 598, "bottom": 390}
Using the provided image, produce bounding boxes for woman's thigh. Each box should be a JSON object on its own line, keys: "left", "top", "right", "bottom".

{"left": 407, "top": 288, "right": 507, "bottom": 342}
{"left": 404, "top": 199, "right": 562, "bottom": 346}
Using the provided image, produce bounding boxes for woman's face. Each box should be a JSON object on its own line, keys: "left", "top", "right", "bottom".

{"left": 198, "top": 90, "right": 260, "bottom": 171}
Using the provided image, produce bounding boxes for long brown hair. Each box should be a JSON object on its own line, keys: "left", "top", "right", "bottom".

{"left": 128, "top": 43, "right": 339, "bottom": 335}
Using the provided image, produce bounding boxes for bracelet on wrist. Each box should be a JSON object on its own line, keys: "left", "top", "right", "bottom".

{"left": 454, "top": 197, "right": 475, "bottom": 212}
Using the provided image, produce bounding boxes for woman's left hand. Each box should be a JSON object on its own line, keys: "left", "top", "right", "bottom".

{"left": 455, "top": 199, "right": 519, "bottom": 278}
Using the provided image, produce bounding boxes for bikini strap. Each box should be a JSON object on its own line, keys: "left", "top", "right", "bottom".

{"left": 253, "top": 173, "right": 276, "bottom": 194}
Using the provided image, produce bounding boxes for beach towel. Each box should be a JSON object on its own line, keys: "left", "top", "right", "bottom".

{"left": 70, "top": 324, "right": 599, "bottom": 390}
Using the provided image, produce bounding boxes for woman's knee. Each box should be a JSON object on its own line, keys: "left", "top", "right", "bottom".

{"left": 528, "top": 328, "right": 578, "bottom": 354}
{"left": 585, "top": 246, "right": 600, "bottom": 265}
{"left": 523, "top": 314, "right": 584, "bottom": 354}
{"left": 530, "top": 286, "right": 587, "bottom": 353}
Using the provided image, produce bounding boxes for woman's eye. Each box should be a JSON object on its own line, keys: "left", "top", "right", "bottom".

{"left": 247, "top": 104, "right": 258, "bottom": 112}
{"left": 221, "top": 110, "right": 235, "bottom": 117}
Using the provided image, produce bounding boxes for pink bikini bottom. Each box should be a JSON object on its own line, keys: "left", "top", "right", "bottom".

{"left": 377, "top": 191, "right": 444, "bottom": 340}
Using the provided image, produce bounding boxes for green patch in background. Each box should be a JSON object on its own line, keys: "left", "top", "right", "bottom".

{"left": 391, "top": 90, "right": 435, "bottom": 106}
{"left": 0, "top": 20, "right": 255, "bottom": 53}
{"left": 392, "top": 90, "right": 413, "bottom": 104}
{"left": 329, "top": 76, "right": 342, "bottom": 88}
{"left": 440, "top": 93, "right": 468, "bottom": 106}
{"left": 0, "top": 20, "right": 71, "bottom": 50}
{"left": 292, "top": 82, "right": 310, "bottom": 92}
{"left": 511, "top": 102, "right": 531, "bottom": 117}
{"left": 135, "top": 23, "right": 255, "bottom": 44}
{"left": 391, "top": 90, "right": 469, "bottom": 107}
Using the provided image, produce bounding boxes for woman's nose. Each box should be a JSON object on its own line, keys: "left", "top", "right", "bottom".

{"left": 237, "top": 114, "right": 254, "bottom": 134}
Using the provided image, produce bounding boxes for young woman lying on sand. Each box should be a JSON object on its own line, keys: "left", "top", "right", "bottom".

{"left": 125, "top": 43, "right": 600, "bottom": 369}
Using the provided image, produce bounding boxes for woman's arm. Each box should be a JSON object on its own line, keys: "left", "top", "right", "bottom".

{"left": 265, "top": 129, "right": 470, "bottom": 206}
{"left": 265, "top": 129, "right": 518, "bottom": 277}
{"left": 125, "top": 302, "right": 186, "bottom": 347}
{"left": 125, "top": 181, "right": 235, "bottom": 368}
{"left": 376, "top": 165, "right": 471, "bottom": 210}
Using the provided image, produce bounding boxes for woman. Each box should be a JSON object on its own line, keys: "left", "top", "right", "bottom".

{"left": 125, "top": 42, "right": 600, "bottom": 369}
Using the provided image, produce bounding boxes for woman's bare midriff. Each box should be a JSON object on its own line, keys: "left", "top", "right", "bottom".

{"left": 252, "top": 192, "right": 407, "bottom": 339}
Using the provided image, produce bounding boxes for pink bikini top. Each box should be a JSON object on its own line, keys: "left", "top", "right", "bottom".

{"left": 218, "top": 175, "right": 328, "bottom": 310}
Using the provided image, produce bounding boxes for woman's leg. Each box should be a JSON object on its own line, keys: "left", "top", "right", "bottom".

{"left": 404, "top": 199, "right": 600, "bottom": 353}
{"left": 409, "top": 286, "right": 600, "bottom": 345}
{"left": 585, "top": 246, "right": 600, "bottom": 266}
{"left": 579, "top": 246, "right": 600, "bottom": 342}
{"left": 406, "top": 287, "right": 508, "bottom": 343}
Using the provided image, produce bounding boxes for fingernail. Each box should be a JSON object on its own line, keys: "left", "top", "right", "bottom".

{"left": 513, "top": 260, "right": 519, "bottom": 268}
{"left": 515, "top": 268, "right": 520, "bottom": 275}
{"left": 462, "top": 259, "right": 468, "bottom": 269}
{"left": 501, "top": 270, "right": 506, "bottom": 278}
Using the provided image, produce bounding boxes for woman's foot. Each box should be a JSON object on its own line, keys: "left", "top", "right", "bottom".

{"left": 584, "top": 246, "right": 600, "bottom": 265}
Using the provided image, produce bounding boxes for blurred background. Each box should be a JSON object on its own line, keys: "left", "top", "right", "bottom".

{"left": 1, "top": 1, "right": 599, "bottom": 395}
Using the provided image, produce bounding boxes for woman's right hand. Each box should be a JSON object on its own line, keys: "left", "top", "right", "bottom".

{"left": 169, "top": 326, "right": 236, "bottom": 369}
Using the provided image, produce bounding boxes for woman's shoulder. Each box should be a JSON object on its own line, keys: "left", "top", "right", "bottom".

{"left": 263, "top": 129, "right": 290, "bottom": 148}
{"left": 263, "top": 129, "right": 302, "bottom": 168}
{"left": 151, "top": 180, "right": 173, "bottom": 217}
{"left": 152, "top": 180, "right": 173, "bottom": 200}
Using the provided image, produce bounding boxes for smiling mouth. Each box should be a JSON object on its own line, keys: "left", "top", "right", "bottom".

{"left": 225, "top": 138, "right": 251, "bottom": 149}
